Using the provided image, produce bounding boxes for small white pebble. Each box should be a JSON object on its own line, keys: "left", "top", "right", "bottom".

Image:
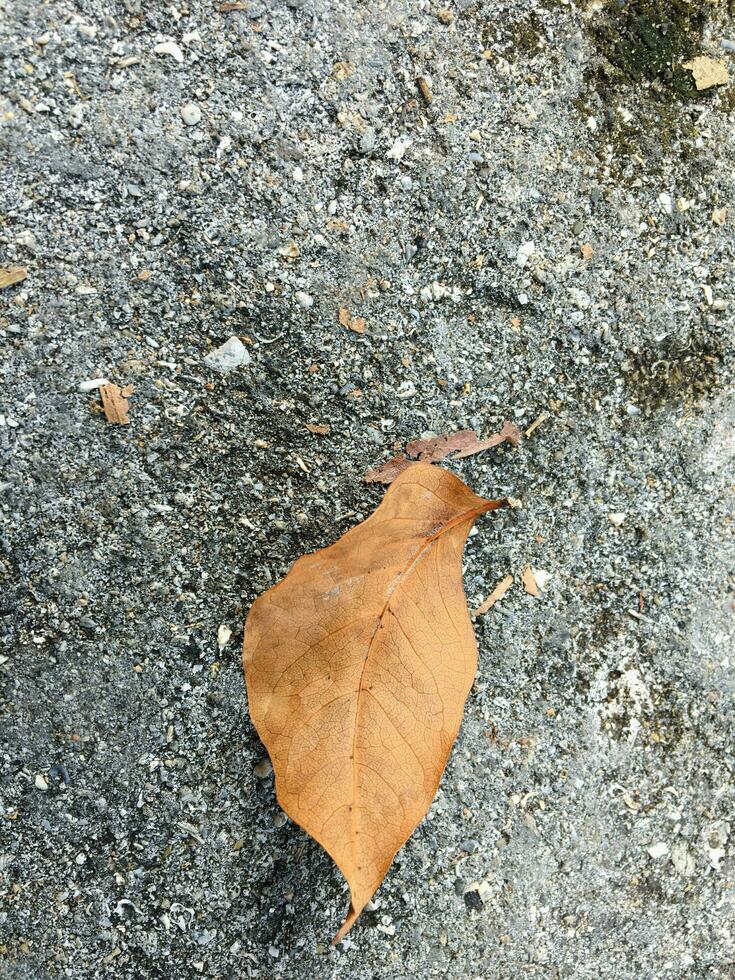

{"left": 608, "top": 512, "right": 626, "bottom": 527}
{"left": 647, "top": 842, "right": 669, "bottom": 860}
{"left": 180, "top": 103, "right": 201, "bottom": 126}
{"left": 217, "top": 624, "right": 232, "bottom": 650}
{"left": 569, "top": 287, "right": 591, "bottom": 310}
{"left": 294, "top": 291, "right": 313, "bottom": 309}
{"left": 386, "top": 137, "right": 410, "bottom": 162}
{"left": 204, "top": 336, "right": 251, "bottom": 374}
{"left": 154, "top": 40, "right": 184, "bottom": 63}
{"left": 35, "top": 774, "right": 49, "bottom": 791}
{"left": 254, "top": 758, "right": 272, "bottom": 778}
{"left": 76, "top": 852, "right": 87, "bottom": 865}
{"left": 78, "top": 377, "right": 110, "bottom": 392}
{"left": 516, "top": 241, "right": 535, "bottom": 268}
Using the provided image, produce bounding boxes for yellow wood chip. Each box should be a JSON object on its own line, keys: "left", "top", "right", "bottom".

{"left": 0, "top": 266, "right": 28, "bottom": 289}
{"left": 683, "top": 56, "right": 729, "bottom": 91}
{"left": 338, "top": 307, "right": 365, "bottom": 334}
{"left": 472, "top": 574, "right": 514, "bottom": 618}
{"left": 332, "top": 61, "right": 354, "bottom": 82}
{"left": 712, "top": 207, "right": 727, "bottom": 226}
{"left": 416, "top": 76, "right": 433, "bottom": 104}
{"left": 99, "top": 384, "right": 134, "bottom": 425}
{"left": 522, "top": 566, "right": 539, "bottom": 596}
{"left": 524, "top": 411, "right": 548, "bottom": 438}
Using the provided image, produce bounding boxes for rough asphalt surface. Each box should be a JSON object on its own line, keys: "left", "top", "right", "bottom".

{"left": 1, "top": 1, "right": 734, "bottom": 977}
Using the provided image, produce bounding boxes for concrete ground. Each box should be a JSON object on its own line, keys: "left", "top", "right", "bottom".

{"left": 1, "top": 0, "right": 734, "bottom": 977}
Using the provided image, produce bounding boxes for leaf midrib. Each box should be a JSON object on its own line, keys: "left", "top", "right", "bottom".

{"left": 346, "top": 500, "right": 497, "bottom": 879}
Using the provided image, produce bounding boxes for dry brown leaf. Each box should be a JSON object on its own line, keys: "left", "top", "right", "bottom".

{"left": 338, "top": 307, "right": 365, "bottom": 334}
{"left": 99, "top": 384, "right": 134, "bottom": 424}
{"left": 580, "top": 243, "right": 594, "bottom": 260}
{"left": 0, "top": 266, "right": 28, "bottom": 289}
{"left": 472, "top": 574, "right": 514, "bottom": 618}
{"left": 219, "top": 2, "right": 248, "bottom": 10}
{"left": 683, "top": 56, "right": 729, "bottom": 91}
{"left": 521, "top": 566, "right": 538, "bottom": 596}
{"left": 305, "top": 423, "right": 330, "bottom": 435}
{"left": 243, "top": 464, "right": 507, "bottom": 941}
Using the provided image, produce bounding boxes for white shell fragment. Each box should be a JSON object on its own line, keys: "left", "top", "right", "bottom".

{"left": 154, "top": 41, "right": 184, "bottom": 64}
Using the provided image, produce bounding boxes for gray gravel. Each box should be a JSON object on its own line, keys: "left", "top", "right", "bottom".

{"left": 1, "top": 0, "right": 734, "bottom": 977}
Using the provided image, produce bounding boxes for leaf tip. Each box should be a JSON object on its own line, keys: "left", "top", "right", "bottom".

{"left": 332, "top": 901, "right": 361, "bottom": 945}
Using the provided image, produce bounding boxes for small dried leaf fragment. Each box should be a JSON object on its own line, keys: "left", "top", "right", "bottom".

{"left": 366, "top": 421, "right": 520, "bottom": 484}
{"left": 99, "top": 384, "right": 134, "bottom": 424}
{"left": 580, "top": 243, "right": 594, "bottom": 260}
{"left": 0, "top": 266, "right": 28, "bottom": 289}
{"left": 243, "top": 464, "right": 507, "bottom": 941}
{"left": 338, "top": 307, "right": 365, "bottom": 334}
{"left": 305, "top": 423, "right": 330, "bottom": 435}
{"left": 407, "top": 421, "right": 521, "bottom": 462}
{"left": 683, "top": 56, "right": 729, "bottom": 91}
{"left": 364, "top": 454, "right": 414, "bottom": 484}
{"left": 473, "top": 574, "right": 514, "bottom": 618}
